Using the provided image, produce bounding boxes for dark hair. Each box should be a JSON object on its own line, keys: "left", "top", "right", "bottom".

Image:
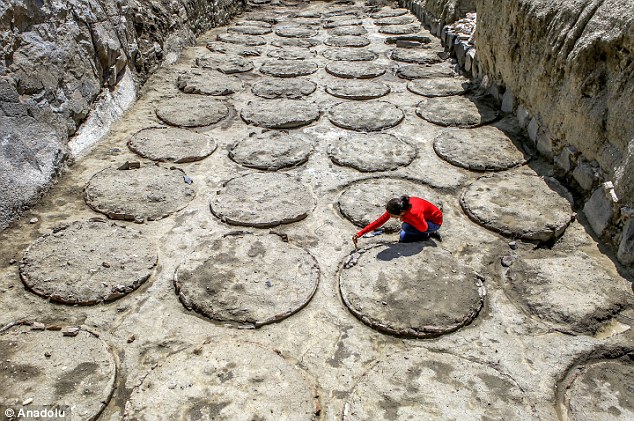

{"left": 386, "top": 195, "right": 412, "bottom": 215}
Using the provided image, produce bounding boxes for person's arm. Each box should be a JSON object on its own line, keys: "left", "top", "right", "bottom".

{"left": 356, "top": 211, "right": 390, "bottom": 237}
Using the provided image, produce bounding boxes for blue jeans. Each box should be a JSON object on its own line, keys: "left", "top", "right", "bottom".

{"left": 399, "top": 221, "right": 441, "bottom": 243}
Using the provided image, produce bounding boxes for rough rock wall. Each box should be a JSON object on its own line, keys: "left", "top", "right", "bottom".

{"left": 424, "top": 0, "right": 475, "bottom": 25}
{"left": 0, "top": 0, "right": 245, "bottom": 230}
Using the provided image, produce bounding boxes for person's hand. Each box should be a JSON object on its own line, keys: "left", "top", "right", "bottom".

{"left": 352, "top": 234, "right": 359, "bottom": 250}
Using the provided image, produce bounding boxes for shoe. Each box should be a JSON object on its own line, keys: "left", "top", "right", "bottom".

{"left": 430, "top": 231, "right": 442, "bottom": 242}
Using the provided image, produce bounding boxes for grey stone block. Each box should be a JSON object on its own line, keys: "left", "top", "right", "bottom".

{"left": 501, "top": 88, "right": 514, "bottom": 113}
{"left": 573, "top": 160, "right": 599, "bottom": 192}
{"left": 554, "top": 146, "right": 578, "bottom": 174}
{"left": 527, "top": 117, "right": 539, "bottom": 144}
{"left": 516, "top": 105, "right": 530, "bottom": 128}
{"left": 583, "top": 182, "right": 619, "bottom": 236}
{"left": 536, "top": 128, "right": 554, "bottom": 160}
{"left": 618, "top": 209, "right": 634, "bottom": 265}
{"left": 465, "top": 48, "right": 475, "bottom": 72}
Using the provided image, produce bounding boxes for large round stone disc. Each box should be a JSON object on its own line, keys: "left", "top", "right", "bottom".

{"left": 267, "top": 48, "right": 316, "bottom": 60}
{"left": 343, "top": 349, "right": 536, "bottom": 419}
{"left": 128, "top": 127, "right": 217, "bottom": 163}
{"left": 323, "top": 19, "right": 363, "bottom": 29}
{"left": 416, "top": 96, "right": 499, "bottom": 128}
{"left": 323, "top": 48, "right": 378, "bottom": 61}
{"left": 407, "top": 76, "right": 471, "bottom": 97}
{"left": 20, "top": 220, "right": 157, "bottom": 304}
{"left": 338, "top": 177, "right": 444, "bottom": 232}
{"left": 325, "top": 80, "right": 391, "bottom": 100}
{"left": 251, "top": 77, "right": 317, "bottom": 99}
{"left": 0, "top": 325, "right": 117, "bottom": 418}
{"left": 124, "top": 341, "right": 319, "bottom": 420}
{"left": 379, "top": 24, "right": 421, "bottom": 35}
{"left": 235, "top": 20, "right": 273, "bottom": 28}
{"left": 328, "top": 101, "right": 403, "bottom": 131}
{"left": 174, "top": 233, "right": 319, "bottom": 327}
{"left": 240, "top": 100, "right": 320, "bottom": 128}
{"left": 227, "top": 25, "right": 272, "bottom": 35}
{"left": 271, "top": 37, "right": 321, "bottom": 48}
{"left": 564, "top": 358, "right": 634, "bottom": 421}
{"left": 155, "top": 96, "right": 229, "bottom": 127}
{"left": 197, "top": 53, "right": 254, "bottom": 74}
{"left": 324, "top": 35, "right": 371, "bottom": 47}
{"left": 229, "top": 131, "right": 314, "bottom": 170}
{"left": 374, "top": 16, "right": 416, "bottom": 25}
{"left": 177, "top": 69, "right": 244, "bottom": 95}
{"left": 433, "top": 126, "right": 528, "bottom": 171}
{"left": 396, "top": 63, "right": 457, "bottom": 79}
{"left": 371, "top": 9, "right": 408, "bottom": 18}
{"left": 329, "top": 133, "right": 417, "bottom": 172}
{"left": 275, "top": 27, "right": 318, "bottom": 38}
{"left": 217, "top": 33, "right": 267, "bottom": 46}
{"left": 210, "top": 173, "right": 314, "bottom": 227}
{"left": 461, "top": 171, "right": 574, "bottom": 241}
{"left": 325, "top": 61, "right": 386, "bottom": 79}
{"left": 329, "top": 25, "right": 368, "bottom": 36}
{"left": 504, "top": 252, "right": 633, "bottom": 334}
{"left": 390, "top": 48, "right": 442, "bottom": 64}
{"left": 259, "top": 60, "right": 318, "bottom": 77}
{"left": 340, "top": 243, "right": 485, "bottom": 337}
{"left": 84, "top": 166, "right": 195, "bottom": 222}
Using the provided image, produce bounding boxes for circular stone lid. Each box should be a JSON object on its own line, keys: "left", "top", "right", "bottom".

{"left": 196, "top": 53, "right": 254, "bottom": 74}
{"left": 227, "top": 25, "right": 272, "bottom": 35}
{"left": 229, "top": 131, "right": 314, "bottom": 170}
{"left": 155, "top": 96, "right": 229, "bottom": 127}
{"left": 259, "top": 60, "right": 318, "bottom": 77}
{"left": 124, "top": 340, "right": 319, "bottom": 420}
{"left": 433, "top": 126, "right": 528, "bottom": 171}
{"left": 20, "top": 220, "right": 157, "bottom": 304}
{"left": 128, "top": 127, "right": 217, "bottom": 163}
{"left": 177, "top": 69, "right": 244, "bottom": 95}
{"left": 461, "top": 170, "right": 574, "bottom": 241}
{"left": 374, "top": 16, "right": 416, "bottom": 25}
{"left": 174, "top": 233, "right": 319, "bottom": 327}
{"left": 235, "top": 20, "right": 273, "bottom": 28}
{"left": 84, "top": 165, "right": 195, "bottom": 222}
{"left": 324, "top": 35, "right": 371, "bottom": 47}
{"left": 329, "top": 25, "right": 368, "bottom": 36}
{"left": 329, "top": 133, "right": 417, "bottom": 172}
{"left": 251, "top": 77, "right": 317, "bottom": 99}
{"left": 328, "top": 101, "right": 403, "bottom": 131}
{"left": 323, "top": 48, "right": 378, "bottom": 61}
{"left": 390, "top": 48, "right": 442, "bottom": 64}
{"left": 275, "top": 27, "right": 318, "bottom": 38}
{"left": 416, "top": 95, "right": 499, "bottom": 128}
{"left": 267, "top": 48, "right": 316, "bottom": 60}
{"left": 210, "top": 172, "right": 314, "bottom": 227}
{"left": 379, "top": 24, "right": 421, "bottom": 35}
{"left": 322, "top": 19, "right": 363, "bottom": 28}
{"left": 407, "top": 76, "right": 471, "bottom": 97}
{"left": 217, "top": 33, "right": 267, "bottom": 46}
{"left": 396, "top": 63, "right": 457, "bottom": 79}
{"left": 325, "top": 61, "right": 386, "bottom": 79}
{"left": 271, "top": 37, "right": 321, "bottom": 48}
{"left": 0, "top": 324, "right": 117, "bottom": 417}
{"left": 240, "top": 100, "right": 320, "bottom": 128}
{"left": 343, "top": 349, "right": 536, "bottom": 419}
{"left": 325, "top": 79, "right": 391, "bottom": 100}
{"left": 371, "top": 8, "right": 408, "bottom": 18}
{"left": 338, "top": 177, "right": 445, "bottom": 232}
{"left": 340, "top": 243, "right": 485, "bottom": 337}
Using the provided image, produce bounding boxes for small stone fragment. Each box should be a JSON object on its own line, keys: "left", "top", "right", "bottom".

{"left": 62, "top": 327, "right": 80, "bottom": 337}
{"left": 509, "top": 241, "right": 517, "bottom": 250}
{"left": 127, "top": 335, "right": 136, "bottom": 343}
{"left": 31, "top": 322, "right": 46, "bottom": 331}
{"left": 29, "top": 217, "right": 38, "bottom": 224}
{"left": 501, "top": 255, "right": 516, "bottom": 267}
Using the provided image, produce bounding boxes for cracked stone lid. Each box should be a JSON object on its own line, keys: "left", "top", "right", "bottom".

{"left": 177, "top": 69, "right": 244, "bottom": 95}
{"left": 241, "top": 99, "right": 320, "bottom": 128}
{"left": 329, "top": 133, "right": 417, "bottom": 172}
{"left": 415, "top": 95, "right": 499, "bottom": 128}
{"left": 433, "top": 124, "right": 528, "bottom": 171}
{"left": 259, "top": 60, "right": 319, "bottom": 77}
{"left": 562, "top": 357, "right": 634, "bottom": 420}
{"left": 216, "top": 33, "right": 267, "bottom": 46}
{"left": 210, "top": 172, "right": 314, "bottom": 227}
{"left": 396, "top": 63, "right": 457, "bottom": 79}
{"left": 324, "top": 35, "right": 371, "bottom": 47}
{"left": 251, "top": 77, "right": 317, "bottom": 99}
{"left": 174, "top": 233, "right": 319, "bottom": 327}
{"left": 323, "top": 48, "right": 378, "bottom": 61}
{"left": 84, "top": 165, "right": 195, "bottom": 223}
{"left": 267, "top": 48, "right": 316, "bottom": 60}
{"left": 461, "top": 170, "right": 574, "bottom": 241}
{"left": 379, "top": 24, "right": 421, "bottom": 35}
{"left": 128, "top": 127, "right": 217, "bottom": 163}
{"left": 325, "top": 61, "right": 386, "bottom": 79}
{"left": 197, "top": 53, "right": 254, "bottom": 74}
{"left": 390, "top": 48, "right": 442, "bottom": 64}
{"left": 229, "top": 131, "right": 314, "bottom": 170}
{"left": 407, "top": 76, "right": 471, "bottom": 97}
{"left": 504, "top": 251, "right": 633, "bottom": 334}
{"left": 325, "top": 79, "right": 391, "bottom": 100}
{"left": 19, "top": 220, "right": 157, "bottom": 304}
{"left": 271, "top": 37, "right": 321, "bottom": 48}
{"left": 371, "top": 8, "right": 408, "bottom": 19}
{"left": 338, "top": 177, "right": 445, "bottom": 232}
{"left": 328, "top": 25, "right": 368, "bottom": 36}
{"left": 328, "top": 101, "right": 403, "bottom": 131}
{"left": 155, "top": 96, "right": 229, "bottom": 127}
{"left": 124, "top": 340, "right": 320, "bottom": 420}
{"left": 374, "top": 15, "right": 416, "bottom": 25}
{"left": 275, "top": 27, "right": 319, "bottom": 38}
{"left": 0, "top": 324, "right": 116, "bottom": 419}
{"left": 227, "top": 25, "right": 272, "bottom": 35}
{"left": 343, "top": 349, "right": 537, "bottom": 419}
{"left": 340, "top": 243, "right": 485, "bottom": 337}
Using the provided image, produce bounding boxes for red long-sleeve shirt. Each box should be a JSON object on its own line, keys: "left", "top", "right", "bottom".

{"left": 356, "top": 197, "right": 443, "bottom": 237}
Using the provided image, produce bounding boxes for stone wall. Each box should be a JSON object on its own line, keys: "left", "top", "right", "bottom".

{"left": 0, "top": 0, "right": 245, "bottom": 230}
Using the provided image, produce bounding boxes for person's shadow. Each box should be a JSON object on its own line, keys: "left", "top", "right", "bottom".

{"left": 376, "top": 240, "right": 437, "bottom": 261}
